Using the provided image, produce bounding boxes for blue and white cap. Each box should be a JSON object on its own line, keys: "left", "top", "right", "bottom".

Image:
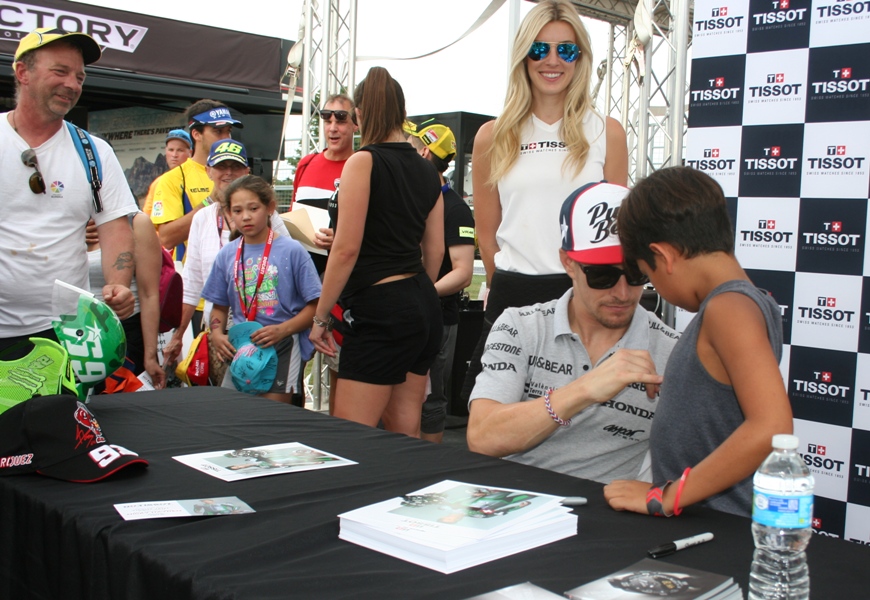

{"left": 190, "top": 107, "right": 244, "bottom": 128}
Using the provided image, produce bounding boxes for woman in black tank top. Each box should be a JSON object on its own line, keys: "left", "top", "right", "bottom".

{"left": 310, "top": 67, "right": 445, "bottom": 437}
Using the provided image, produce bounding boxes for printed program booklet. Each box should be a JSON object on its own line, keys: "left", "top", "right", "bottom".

{"left": 564, "top": 558, "right": 742, "bottom": 600}
{"left": 339, "top": 480, "right": 577, "bottom": 574}
{"left": 173, "top": 442, "right": 356, "bottom": 482}
{"left": 114, "top": 496, "right": 254, "bottom": 520}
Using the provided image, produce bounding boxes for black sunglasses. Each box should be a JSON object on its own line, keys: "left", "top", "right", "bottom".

{"left": 527, "top": 41, "right": 580, "bottom": 63}
{"left": 320, "top": 109, "right": 355, "bottom": 124}
{"left": 578, "top": 264, "right": 649, "bottom": 290}
{"left": 21, "top": 149, "right": 46, "bottom": 194}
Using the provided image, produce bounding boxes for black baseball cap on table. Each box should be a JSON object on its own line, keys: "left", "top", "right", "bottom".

{"left": 0, "top": 394, "right": 147, "bottom": 483}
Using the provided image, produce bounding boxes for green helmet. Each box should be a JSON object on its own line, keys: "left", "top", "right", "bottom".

{"left": 52, "top": 293, "right": 126, "bottom": 396}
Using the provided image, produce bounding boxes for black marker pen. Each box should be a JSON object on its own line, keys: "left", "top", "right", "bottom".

{"left": 647, "top": 532, "right": 714, "bottom": 558}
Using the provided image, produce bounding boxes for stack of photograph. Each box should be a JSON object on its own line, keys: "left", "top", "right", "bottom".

{"left": 338, "top": 480, "right": 577, "bottom": 573}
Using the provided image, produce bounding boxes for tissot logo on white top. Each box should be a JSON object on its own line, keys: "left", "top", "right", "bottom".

{"left": 0, "top": 1, "right": 148, "bottom": 52}
{"left": 691, "top": 76, "right": 741, "bottom": 101}
{"left": 753, "top": 0, "right": 808, "bottom": 24}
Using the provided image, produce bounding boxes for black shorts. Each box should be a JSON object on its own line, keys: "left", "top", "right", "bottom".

{"left": 339, "top": 273, "right": 443, "bottom": 385}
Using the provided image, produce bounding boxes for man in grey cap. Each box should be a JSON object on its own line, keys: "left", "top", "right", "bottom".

{"left": 0, "top": 28, "right": 137, "bottom": 355}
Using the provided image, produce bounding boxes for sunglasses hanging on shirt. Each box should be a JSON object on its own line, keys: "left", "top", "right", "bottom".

{"left": 21, "top": 149, "right": 46, "bottom": 194}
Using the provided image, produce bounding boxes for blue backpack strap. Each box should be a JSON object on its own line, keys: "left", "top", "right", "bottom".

{"left": 65, "top": 121, "right": 103, "bottom": 213}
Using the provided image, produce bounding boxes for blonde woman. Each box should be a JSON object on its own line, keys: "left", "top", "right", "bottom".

{"left": 462, "top": 0, "right": 628, "bottom": 400}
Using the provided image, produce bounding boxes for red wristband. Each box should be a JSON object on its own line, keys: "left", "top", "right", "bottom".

{"left": 672, "top": 467, "right": 691, "bottom": 516}
{"left": 646, "top": 481, "right": 674, "bottom": 517}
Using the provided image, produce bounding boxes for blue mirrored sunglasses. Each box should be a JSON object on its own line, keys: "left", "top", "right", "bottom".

{"left": 527, "top": 41, "right": 580, "bottom": 63}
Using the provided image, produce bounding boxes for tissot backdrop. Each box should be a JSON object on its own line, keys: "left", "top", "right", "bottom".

{"left": 686, "top": 0, "right": 870, "bottom": 544}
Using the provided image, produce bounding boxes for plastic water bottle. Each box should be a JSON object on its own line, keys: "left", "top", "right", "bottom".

{"left": 748, "top": 434, "right": 814, "bottom": 600}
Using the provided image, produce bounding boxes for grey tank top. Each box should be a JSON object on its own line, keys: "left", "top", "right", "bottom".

{"left": 650, "top": 279, "right": 783, "bottom": 517}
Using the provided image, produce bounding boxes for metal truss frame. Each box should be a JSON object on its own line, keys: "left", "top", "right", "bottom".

{"left": 299, "top": 0, "right": 358, "bottom": 158}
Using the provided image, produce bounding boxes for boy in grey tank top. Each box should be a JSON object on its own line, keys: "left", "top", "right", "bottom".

{"left": 604, "top": 167, "right": 794, "bottom": 518}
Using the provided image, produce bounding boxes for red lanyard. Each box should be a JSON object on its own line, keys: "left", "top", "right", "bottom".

{"left": 233, "top": 229, "right": 274, "bottom": 321}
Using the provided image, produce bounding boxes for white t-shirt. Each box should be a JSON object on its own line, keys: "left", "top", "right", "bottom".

{"left": 495, "top": 110, "right": 607, "bottom": 276}
{"left": 0, "top": 114, "right": 137, "bottom": 336}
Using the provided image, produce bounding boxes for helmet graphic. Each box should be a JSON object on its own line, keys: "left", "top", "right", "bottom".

{"left": 51, "top": 281, "right": 126, "bottom": 398}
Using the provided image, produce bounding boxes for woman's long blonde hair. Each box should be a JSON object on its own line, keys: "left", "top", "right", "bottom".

{"left": 488, "top": 0, "right": 596, "bottom": 185}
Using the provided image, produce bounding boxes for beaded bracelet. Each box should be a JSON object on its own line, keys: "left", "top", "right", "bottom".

{"left": 543, "top": 387, "right": 571, "bottom": 427}
{"left": 646, "top": 480, "right": 674, "bottom": 517}
{"left": 672, "top": 467, "right": 691, "bottom": 516}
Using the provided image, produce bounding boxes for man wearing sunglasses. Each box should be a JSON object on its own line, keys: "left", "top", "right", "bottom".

{"left": 1, "top": 28, "right": 137, "bottom": 355}
{"left": 292, "top": 93, "right": 358, "bottom": 274}
{"left": 467, "top": 182, "right": 677, "bottom": 484}
{"left": 288, "top": 94, "right": 357, "bottom": 408}
{"left": 151, "top": 99, "right": 243, "bottom": 262}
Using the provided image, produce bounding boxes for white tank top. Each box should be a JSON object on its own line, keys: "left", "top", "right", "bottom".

{"left": 495, "top": 110, "right": 607, "bottom": 275}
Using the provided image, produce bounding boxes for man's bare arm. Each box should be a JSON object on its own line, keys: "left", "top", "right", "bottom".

{"left": 98, "top": 216, "right": 135, "bottom": 319}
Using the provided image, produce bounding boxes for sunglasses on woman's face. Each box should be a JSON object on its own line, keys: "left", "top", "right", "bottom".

{"left": 21, "top": 149, "right": 46, "bottom": 194}
{"left": 527, "top": 41, "right": 580, "bottom": 63}
{"left": 320, "top": 109, "right": 352, "bottom": 123}
{"left": 578, "top": 264, "right": 649, "bottom": 290}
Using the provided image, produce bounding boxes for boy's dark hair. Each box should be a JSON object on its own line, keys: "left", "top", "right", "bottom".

{"left": 618, "top": 166, "right": 734, "bottom": 269}
{"left": 185, "top": 99, "right": 229, "bottom": 133}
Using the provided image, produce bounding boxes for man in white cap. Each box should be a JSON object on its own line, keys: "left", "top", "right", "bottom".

{"left": 0, "top": 27, "right": 137, "bottom": 355}
{"left": 466, "top": 182, "right": 677, "bottom": 484}
{"left": 150, "top": 99, "right": 243, "bottom": 261}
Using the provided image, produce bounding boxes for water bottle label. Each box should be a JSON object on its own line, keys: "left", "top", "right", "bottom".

{"left": 752, "top": 491, "right": 813, "bottom": 528}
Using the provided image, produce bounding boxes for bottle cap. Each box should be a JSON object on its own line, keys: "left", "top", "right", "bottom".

{"left": 772, "top": 434, "right": 798, "bottom": 450}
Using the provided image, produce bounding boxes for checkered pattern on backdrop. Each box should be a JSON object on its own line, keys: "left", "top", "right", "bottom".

{"left": 686, "top": 0, "right": 870, "bottom": 544}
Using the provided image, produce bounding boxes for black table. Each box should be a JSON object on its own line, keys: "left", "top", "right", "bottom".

{"left": 1, "top": 388, "right": 867, "bottom": 599}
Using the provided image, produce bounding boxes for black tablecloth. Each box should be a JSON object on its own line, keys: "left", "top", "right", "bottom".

{"left": 1, "top": 388, "right": 867, "bottom": 599}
